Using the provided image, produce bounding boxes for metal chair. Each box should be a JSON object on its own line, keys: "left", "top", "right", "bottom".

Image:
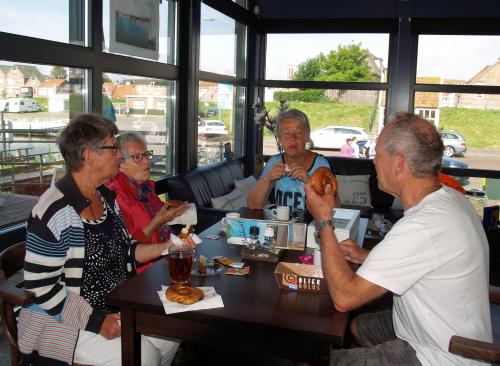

{"left": 449, "top": 285, "right": 500, "bottom": 363}
{"left": 0, "top": 242, "right": 33, "bottom": 366}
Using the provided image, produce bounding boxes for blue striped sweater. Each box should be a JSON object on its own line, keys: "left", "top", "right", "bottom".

{"left": 18, "top": 173, "right": 136, "bottom": 365}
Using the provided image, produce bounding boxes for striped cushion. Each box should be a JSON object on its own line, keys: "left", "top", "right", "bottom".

{"left": 211, "top": 188, "right": 247, "bottom": 211}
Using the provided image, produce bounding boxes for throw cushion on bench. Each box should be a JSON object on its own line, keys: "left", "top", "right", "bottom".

{"left": 234, "top": 175, "right": 257, "bottom": 195}
{"left": 337, "top": 174, "right": 372, "bottom": 207}
{"left": 211, "top": 188, "right": 247, "bottom": 210}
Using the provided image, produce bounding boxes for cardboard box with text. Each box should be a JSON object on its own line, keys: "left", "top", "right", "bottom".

{"left": 274, "top": 262, "right": 327, "bottom": 293}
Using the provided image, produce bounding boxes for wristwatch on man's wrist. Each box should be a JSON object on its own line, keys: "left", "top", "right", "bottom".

{"left": 314, "top": 219, "right": 334, "bottom": 241}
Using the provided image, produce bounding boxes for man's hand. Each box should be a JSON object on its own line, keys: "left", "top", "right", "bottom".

{"left": 304, "top": 183, "right": 335, "bottom": 222}
{"left": 99, "top": 313, "right": 121, "bottom": 340}
{"left": 338, "top": 239, "right": 369, "bottom": 264}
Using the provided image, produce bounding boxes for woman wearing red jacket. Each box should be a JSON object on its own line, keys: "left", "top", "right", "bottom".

{"left": 107, "top": 132, "right": 188, "bottom": 272}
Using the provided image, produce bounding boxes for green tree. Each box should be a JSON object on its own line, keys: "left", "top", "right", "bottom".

{"left": 51, "top": 66, "right": 67, "bottom": 79}
{"left": 293, "top": 44, "right": 378, "bottom": 82}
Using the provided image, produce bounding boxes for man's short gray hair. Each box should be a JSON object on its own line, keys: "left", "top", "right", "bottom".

{"left": 116, "top": 132, "right": 147, "bottom": 157}
{"left": 382, "top": 112, "right": 444, "bottom": 178}
{"left": 275, "top": 109, "right": 311, "bottom": 138}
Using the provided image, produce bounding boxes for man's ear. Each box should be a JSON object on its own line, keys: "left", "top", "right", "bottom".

{"left": 394, "top": 153, "right": 405, "bottom": 176}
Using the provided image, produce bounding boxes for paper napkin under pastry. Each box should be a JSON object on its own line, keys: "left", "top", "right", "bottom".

{"left": 157, "top": 286, "right": 224, "bottom": 314}
{"left": 167, "top": 203, "right": 197, "bottom": 226}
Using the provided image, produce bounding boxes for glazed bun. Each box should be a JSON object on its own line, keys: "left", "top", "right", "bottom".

{"left": 310, "top": 167, "right": 338, "bottom": 196}
{"left": 179, "top": 225, "right": 194, "bottom": 239}
{"left": 166, "top": 286, "right": 204, "bottom": 305}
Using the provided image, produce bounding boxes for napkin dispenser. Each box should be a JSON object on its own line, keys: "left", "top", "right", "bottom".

{"left": 306, "top": 208, "right": 360, "bottom": 249}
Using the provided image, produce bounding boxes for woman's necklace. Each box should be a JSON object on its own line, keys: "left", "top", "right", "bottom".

{"left": 88, "top": 201, "right": 97, "bottom": 221}
{"left": 86, "top": 191, "right": 102, "bottom": 221}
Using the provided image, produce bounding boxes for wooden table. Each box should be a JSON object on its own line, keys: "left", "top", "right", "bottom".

{"left": 106, "top": 223, "right": 351, "bottom": 365}
{"left": 0, "top": 192, "right": 38, "bottom": 229}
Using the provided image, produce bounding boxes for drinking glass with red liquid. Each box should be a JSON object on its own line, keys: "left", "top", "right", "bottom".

{"left": 167, "top": 246, "right": 194, "bottom": 287}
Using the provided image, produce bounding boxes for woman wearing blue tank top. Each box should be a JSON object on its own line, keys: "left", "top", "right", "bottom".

{"left": 248, "top": 109, "right": 340, "bottom": 214}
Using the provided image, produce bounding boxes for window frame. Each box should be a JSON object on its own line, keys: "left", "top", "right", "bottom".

{"left": 412, "top": 19, "right": 500, "bottom": 180}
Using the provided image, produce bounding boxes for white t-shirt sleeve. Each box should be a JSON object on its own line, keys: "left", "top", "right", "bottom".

{"left": 357, "top": 220, "right": 439, "bottom": 295}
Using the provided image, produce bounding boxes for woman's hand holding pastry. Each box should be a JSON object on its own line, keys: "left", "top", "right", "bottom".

{"left": 154, "top": 201, "right": 188, "bottom": 227}
{"left": 181, "top": 235, "right": 196, "bottom": 249}
{"left": 267, "top": 163, "right": 286, "bottom": 182}
{"left": 287, "top": 163, "right": 309, "bottom": 183}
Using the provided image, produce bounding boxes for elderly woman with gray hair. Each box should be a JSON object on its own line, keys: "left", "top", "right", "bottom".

{"left": 107, "top": 132, "right": 188, "bottom": 273}
{"left": 19, "top": 114, "right": 190, "bottom": 366}
{"left": 248, "top": 108, "right": 340, "bottom": 214}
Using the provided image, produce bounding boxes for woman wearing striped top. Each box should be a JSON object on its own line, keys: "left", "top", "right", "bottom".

{"left": 19, "top": 114, "right": 193, "bottom": 366}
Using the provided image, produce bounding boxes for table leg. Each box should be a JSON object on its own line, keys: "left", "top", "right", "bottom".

{"left": 121, "top": 308, "right": 141, "bottom": 365}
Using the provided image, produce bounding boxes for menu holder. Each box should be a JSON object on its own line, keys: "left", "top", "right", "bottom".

{"left": 241, "top": 247, "right": 284, "bottom": 263}
{"left": 226, "top": 218, "right": 307, "bottom": 251}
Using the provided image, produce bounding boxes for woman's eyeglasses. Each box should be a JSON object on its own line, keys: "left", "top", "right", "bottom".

{"left": 121, "top": 150, "right": 153, "bottom": 163}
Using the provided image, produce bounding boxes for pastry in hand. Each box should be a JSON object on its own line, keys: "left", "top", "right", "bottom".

{"left": 165, "top": 199, "right": 184, "bottom": 210}
{"left": 179, "top": 225, "right": 195, "bottom": 239}
{"left": 310, "top": 167, "right": 338, "bottom": 196}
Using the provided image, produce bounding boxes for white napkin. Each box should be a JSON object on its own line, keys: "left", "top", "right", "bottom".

{"left": 167, "top": 203, "right": 197, "bottom": 226}
{"left": 157, "top": 286, "right": 224, "bottom": 314}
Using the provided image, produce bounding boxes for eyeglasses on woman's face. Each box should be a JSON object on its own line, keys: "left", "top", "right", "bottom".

{"left": 121, "top": 150, "right": 153, "bottom": 163}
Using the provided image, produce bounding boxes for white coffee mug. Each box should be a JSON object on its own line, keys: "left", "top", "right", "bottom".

{"left": 271, "top": 206, "right": 290, "bottom": 221}
{"left": 221, "top": 212, "right": 241, "bottom": 226}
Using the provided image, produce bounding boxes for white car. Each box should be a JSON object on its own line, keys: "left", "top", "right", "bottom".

{"left": 198, "top": 120, "right": 228, "bottom": 135}
{"left": 310, "top": 125, "right": 371, "bottom": 149}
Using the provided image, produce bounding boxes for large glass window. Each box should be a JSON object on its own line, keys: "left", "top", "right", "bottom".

{"left": 197, "top": 82, "right": 245, "bottom": 166}
{"left": 0, "top": 61, "right": 88, "bottom": 196}
{"left": 265, "top": 34, "right": 389, "bottom": 82}
{"left": 103, "top": 73, "right": 176, "bottom": 176}
{"left": 416, "top": 34, "right": 500, "bottom": 208}
{"left": 103, "top": 0, "right": 178, "bottom": 64}
{"left": 417, "top": 35, "right": 500, "bottom": 86}
{"left": 262, "top": 87, "right": 385, "bottom": 156}
{"left": 0, "top": 0, "right": 88, "bottom": 46}
{"left": 413, "top": 91, "right": 500, "bottom": 171}
{"left": 200, "top": 4, "right": 247, "bottom": 77}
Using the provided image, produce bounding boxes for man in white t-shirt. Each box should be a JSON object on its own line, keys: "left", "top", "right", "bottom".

{"left": 305, "top": 112, "right": 491, "bottom": 366}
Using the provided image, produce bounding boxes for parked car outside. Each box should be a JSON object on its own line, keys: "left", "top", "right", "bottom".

{"left": 440, "top": 131, "right": 467, "bottom": 157}
{"left": 442, "top": 156, "right": 470, "bottom": 186}
{"left": 367, "top": 152, "right": 469, "bottom": 187}
{"left": 207, "top": 108, "right": 219, "bottom": 117}
{"left": 198, "top": 120, "right": 228, "bottom": 135}
{"left": 310, "top": 125, "right": 372, "bottom": 149}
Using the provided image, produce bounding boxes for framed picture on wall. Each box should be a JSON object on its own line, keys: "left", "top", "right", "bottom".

{"left": 109, "top": 0, "right": 160, "bottom": 60}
